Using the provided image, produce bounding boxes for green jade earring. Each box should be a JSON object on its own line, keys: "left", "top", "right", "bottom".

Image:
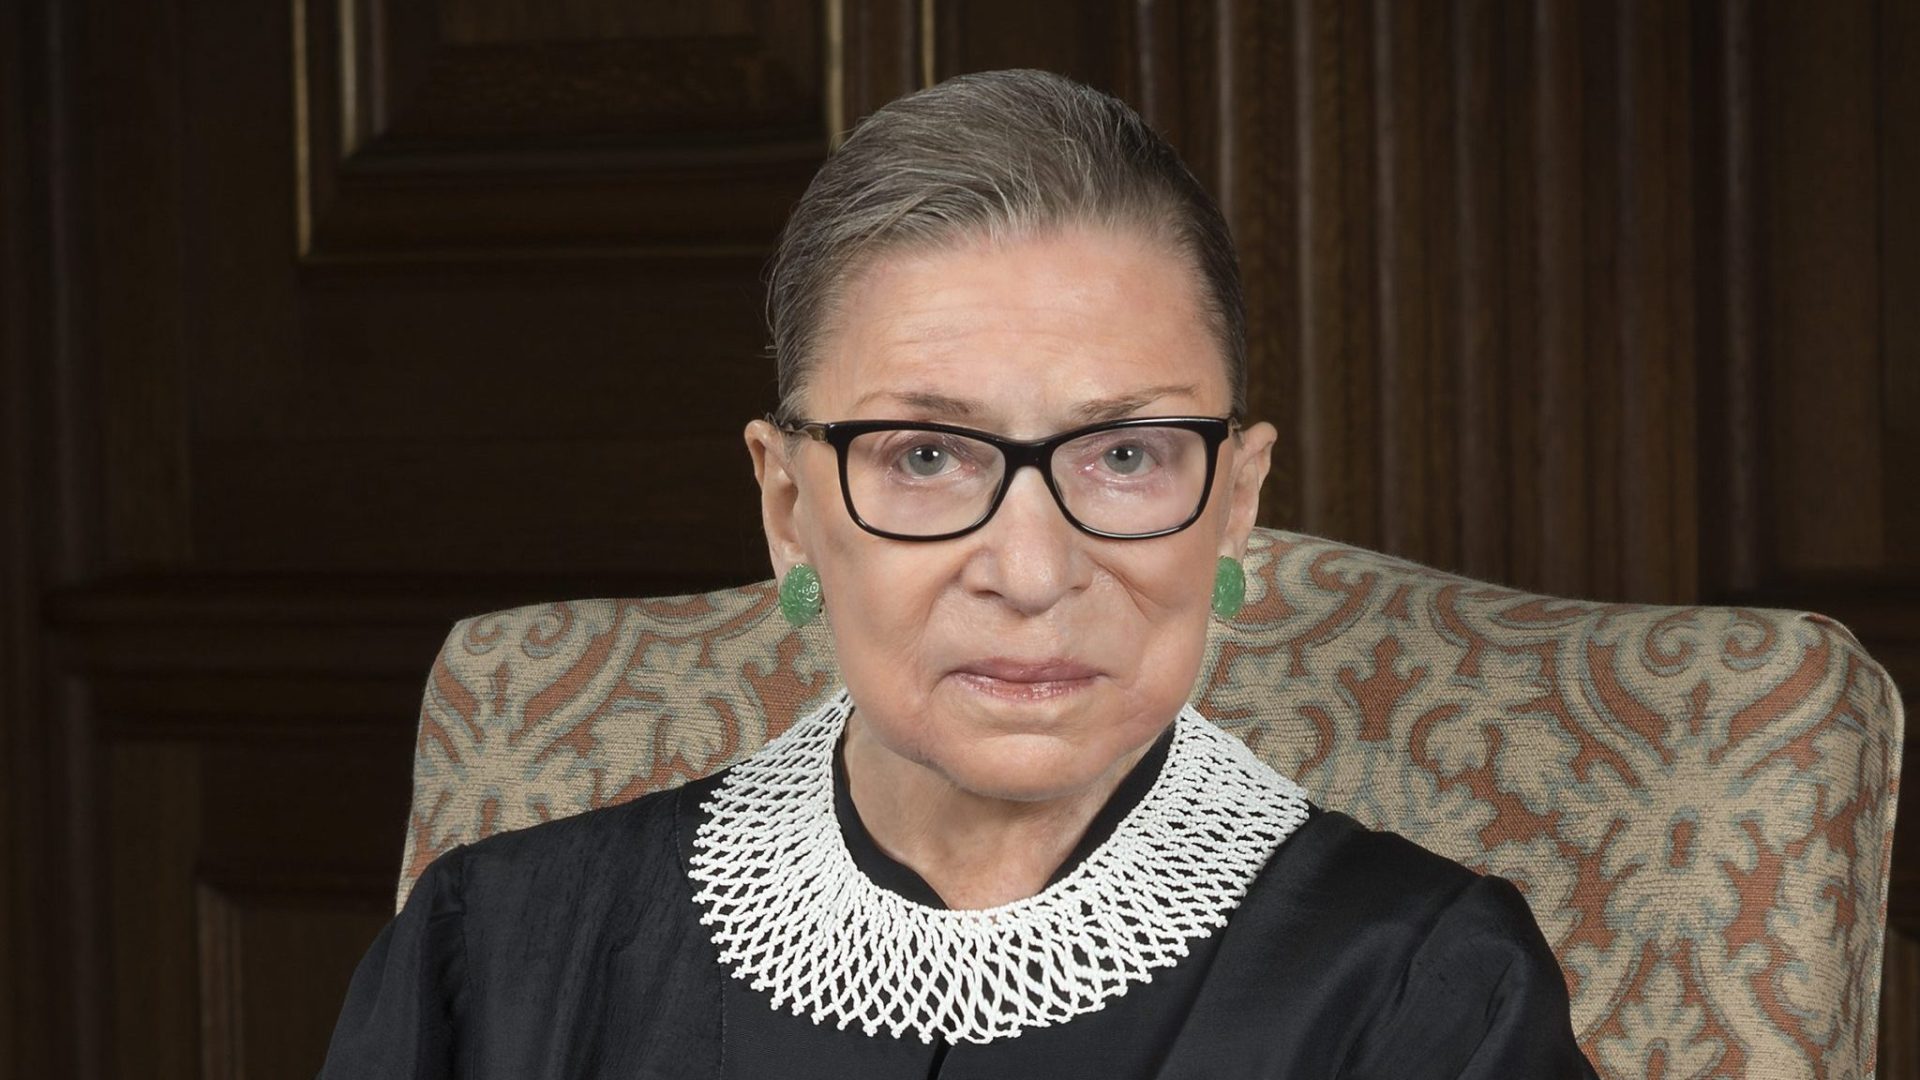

{"left": 1212, "top": 556, "right": 1246, "bottom": 620}
{"left": 778, "top": 563, "right": 824, "bottom": 627}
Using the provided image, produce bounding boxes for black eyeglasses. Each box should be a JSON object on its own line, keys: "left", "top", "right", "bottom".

{"left": 774, "top": 414, "right": 1238, "bottom": 541}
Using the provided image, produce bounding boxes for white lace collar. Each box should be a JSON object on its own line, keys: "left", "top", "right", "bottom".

{"left": 686, "top": 687, "right": 1311, "bottom": 1045}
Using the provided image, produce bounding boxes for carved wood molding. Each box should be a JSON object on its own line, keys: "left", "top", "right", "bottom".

{"left": 290, "top": 0, "right": 840, "bottom": 261}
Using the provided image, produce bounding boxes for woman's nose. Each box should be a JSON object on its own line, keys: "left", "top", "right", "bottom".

{"left": 963, "top": 467, "right": 1089, "bottom": 614}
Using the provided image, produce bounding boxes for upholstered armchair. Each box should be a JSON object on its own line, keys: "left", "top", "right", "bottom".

{"left": 397, "top": 527, "right": 1905, "bottom": 1079}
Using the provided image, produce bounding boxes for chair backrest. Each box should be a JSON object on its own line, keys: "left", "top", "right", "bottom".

{"left": 401, "top": 526, "right": 1904, "bottom": 1079}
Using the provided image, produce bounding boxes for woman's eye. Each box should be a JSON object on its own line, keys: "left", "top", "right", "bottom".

{"left": 1101, "top": 443, "right": 1153, "bottom": 475}
{"left": 901, "top": 444, "right": 953, "bottom": 477}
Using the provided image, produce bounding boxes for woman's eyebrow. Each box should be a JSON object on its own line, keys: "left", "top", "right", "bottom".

{"left": 849, "top": 389, "right": 979, "bottom": 418}
{"left": 848, "top": 383, "right": 1201, "bottom": 424}
{"left": 1068, "top": 384, "right": 1201, "bottom": 425}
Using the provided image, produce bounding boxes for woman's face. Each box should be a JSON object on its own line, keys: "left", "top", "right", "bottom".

{"left": 746, "top": 223, "right": 1276, "bottom": 803}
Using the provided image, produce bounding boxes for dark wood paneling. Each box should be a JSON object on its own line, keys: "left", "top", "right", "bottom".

{"left": 1614, "top": 1, "right": 1699, "bottom": 604}
{"left": 1888, "top": 928, "right": 1920, "bottom": 1079}
{"left": 1758, "top": 0, "right": 1888, "bottom": 577}
{"left": 1290, "top": 0, "right": 1385, "bottom": 551}
{"left": 190, "top": 266, "right": 771, "bottom": 576}
{"left": 91, "top": 0, "right": 192, "bottom": 569}
{"left": 1217, "top": 0, "right": 1300, "bottom": 532}
{"left": 98, "top": 688, "right": 416, "bottom": 1078}
{"left": 1, "top": 0, "right": 35, "bottom": 1072}
{"left": 835, "top": 0, "right": 923, "bottom": 130}
{"left": 1891, "top": 750, "right": 1920, "bottom": 1069}
{"left": 1696, "top": 0, "right": 1764, "bottom": 601}
{"left": 178, "top": 0, "right": 797, "bottom": 581}
{"left": 4, "top": 0, "right": 102, "bottom": 1074}
{"left": 1448, "top": 0, "right": 1510, "bottom": 587}
{"left": 933, "top": 0, "right": 1134, "bottom": 97}
{"left": 297, "top": 0, "right": 828, "bottom": 259}
{"left": 106, "top": 744, "right": 198, "bottom": 1080}
{"left": 1527, "top": 0, "right": 1591, "bottom": 599}
{"left": 1221, "top": 1, "right": 1711, "bottom": 605}
{"left": 1372, "top": 0, "right": 1458, "bottom": 571}
{"left": 198, "top": 873, "right": 393, "bottom": 1080}
{"left": 1883, "top": 0, "right": 1920, "bottom": 577}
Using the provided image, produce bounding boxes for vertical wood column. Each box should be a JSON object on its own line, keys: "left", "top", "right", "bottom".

{"left": 1221, "top": 0, "right": 1705, "bottom": 603}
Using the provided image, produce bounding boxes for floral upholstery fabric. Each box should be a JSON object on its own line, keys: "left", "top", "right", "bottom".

{"left": 400, "top": 527, "right": 1905, "bottom": 1079}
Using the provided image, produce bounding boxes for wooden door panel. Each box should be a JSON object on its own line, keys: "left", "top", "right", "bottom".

{"left": 107, "top": 734, "right": 413, "bottom": 1080}
{"left": 191, "top": 265, "right": 770, "bottom": 576}
{"left": 198, "top": 883, "right": 392, "bottom": 1080}
{"left": 297, "top": 0, "right": 825, "bottom": 259}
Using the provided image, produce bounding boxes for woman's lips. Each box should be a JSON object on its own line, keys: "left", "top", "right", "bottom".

{"left": 950, "top": 658, "right": 1100, "bottom": 702}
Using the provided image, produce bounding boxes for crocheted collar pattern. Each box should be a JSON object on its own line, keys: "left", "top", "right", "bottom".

{"left": 686, "top": 687, "right": 1312, "bottom": 1045}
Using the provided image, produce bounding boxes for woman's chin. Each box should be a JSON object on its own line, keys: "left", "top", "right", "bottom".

{"left": 934, "top": 726, "right": 1133, "bottom": 804}
{"left": 940, "top": 748, "right": 1112, "bottom": 803}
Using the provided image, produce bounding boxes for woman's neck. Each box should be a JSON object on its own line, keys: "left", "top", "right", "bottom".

{"left": 839, "top": 717, "right": 1155, "bottom": 910}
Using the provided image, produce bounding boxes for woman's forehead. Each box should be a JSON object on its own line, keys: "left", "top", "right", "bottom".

{"left": 807, "top": 226, "right": 1230, "bottom": 426}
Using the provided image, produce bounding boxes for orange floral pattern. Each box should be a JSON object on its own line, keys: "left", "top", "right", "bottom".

{"left": 399, "top": 528, "right": 1904, "bottom": 1079}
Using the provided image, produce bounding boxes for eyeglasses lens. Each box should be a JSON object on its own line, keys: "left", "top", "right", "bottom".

{"left": 842, "top": 425, "right": 1211, "bottom": 538}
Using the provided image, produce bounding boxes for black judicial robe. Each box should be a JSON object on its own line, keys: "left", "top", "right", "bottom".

{"left": 318, "top": 726, "right": 1600, "bottom": 1079}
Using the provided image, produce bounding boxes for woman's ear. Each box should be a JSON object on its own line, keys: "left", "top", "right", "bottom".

{"left": 1221, "top": 420, "right": 1277, "bottom": 559}
{"left": 744, "top": 419, "right": 808, "bottom": 575}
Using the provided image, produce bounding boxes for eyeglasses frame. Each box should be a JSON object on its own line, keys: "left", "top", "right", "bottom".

{"left": 773, "top": 413, "right": 1240, "bottom": 542}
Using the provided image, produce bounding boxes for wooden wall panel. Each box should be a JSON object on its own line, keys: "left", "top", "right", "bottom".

{"left": 92, "top": 0, "right": 192, "bottom": 571}
{"left": 1451, "top": 0, "right": 1523, "bottom": 590}
{"left": 174, "top": 0, "right": 821, "bottom": 582}
{"left": 67, "top": 584, "right": 430, "bottom": 1079}
{"left": 190, "top": 265, "right": 772, "bottom": 577}
{"left": 106, "top": 744, "right": 199, "bottom": 1080}
{"left": 1226, "top": 0, "right": 1708, "bottom": 604}
{"left": 835, "top": 0, "right": 923, "bottom": 130}
{"left": 1887, "top": 928, "right": 1920, "bottom": 1078}
{"left": 1891, "top": 746, "right": 1920, "bottom": 1069}
{"left": 1371, "top": 0, "right": 1458, "bottom": 572}
{"left": 934, "top": 0, "right": 1133, "bottom": 98}
{"left": 1614, "top": 2, "right": 1699, "bottom": 605}
{"left": 197, "top": 876, "right": 392, "bottom": 1080}
{"left": 1886, "top": 0, "right": 1920, "bottom": 577}
{"left": 1290, "top": 0, "right": 1385, "bottom": 556}
{"left": 1759, "top": 1, "right": 1887, "bottom": 576}
{"left": 1, "top": 1, "right": 41, "bottom": 1073}
{"left": 4, "top": 0, "right": 105, "bottom": 1072}
{"left": 1696, "top": 0, "right": 1763, "bottom": 601}
{"left": 296, "top": 0, "right": 827, "bottom": 259}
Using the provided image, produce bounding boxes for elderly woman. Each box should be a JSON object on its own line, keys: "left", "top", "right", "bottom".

{"left": 320, "top": 70, "right": 1598, "bottom": 1078}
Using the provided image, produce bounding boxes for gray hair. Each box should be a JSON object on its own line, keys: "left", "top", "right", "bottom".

{"left": 767, "top": 69, "right": 1246, "bottom": 423}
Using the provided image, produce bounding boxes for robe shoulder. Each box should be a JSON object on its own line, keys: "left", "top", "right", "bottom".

{"left": 1281, "top": 807, "right": 1487, "bottom": 914}
{"left": 455, "top": 780, "right": 691, "bottom": 926}
{"left": 1269, "top": 809, "right": 1596, "bottom": 1079}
